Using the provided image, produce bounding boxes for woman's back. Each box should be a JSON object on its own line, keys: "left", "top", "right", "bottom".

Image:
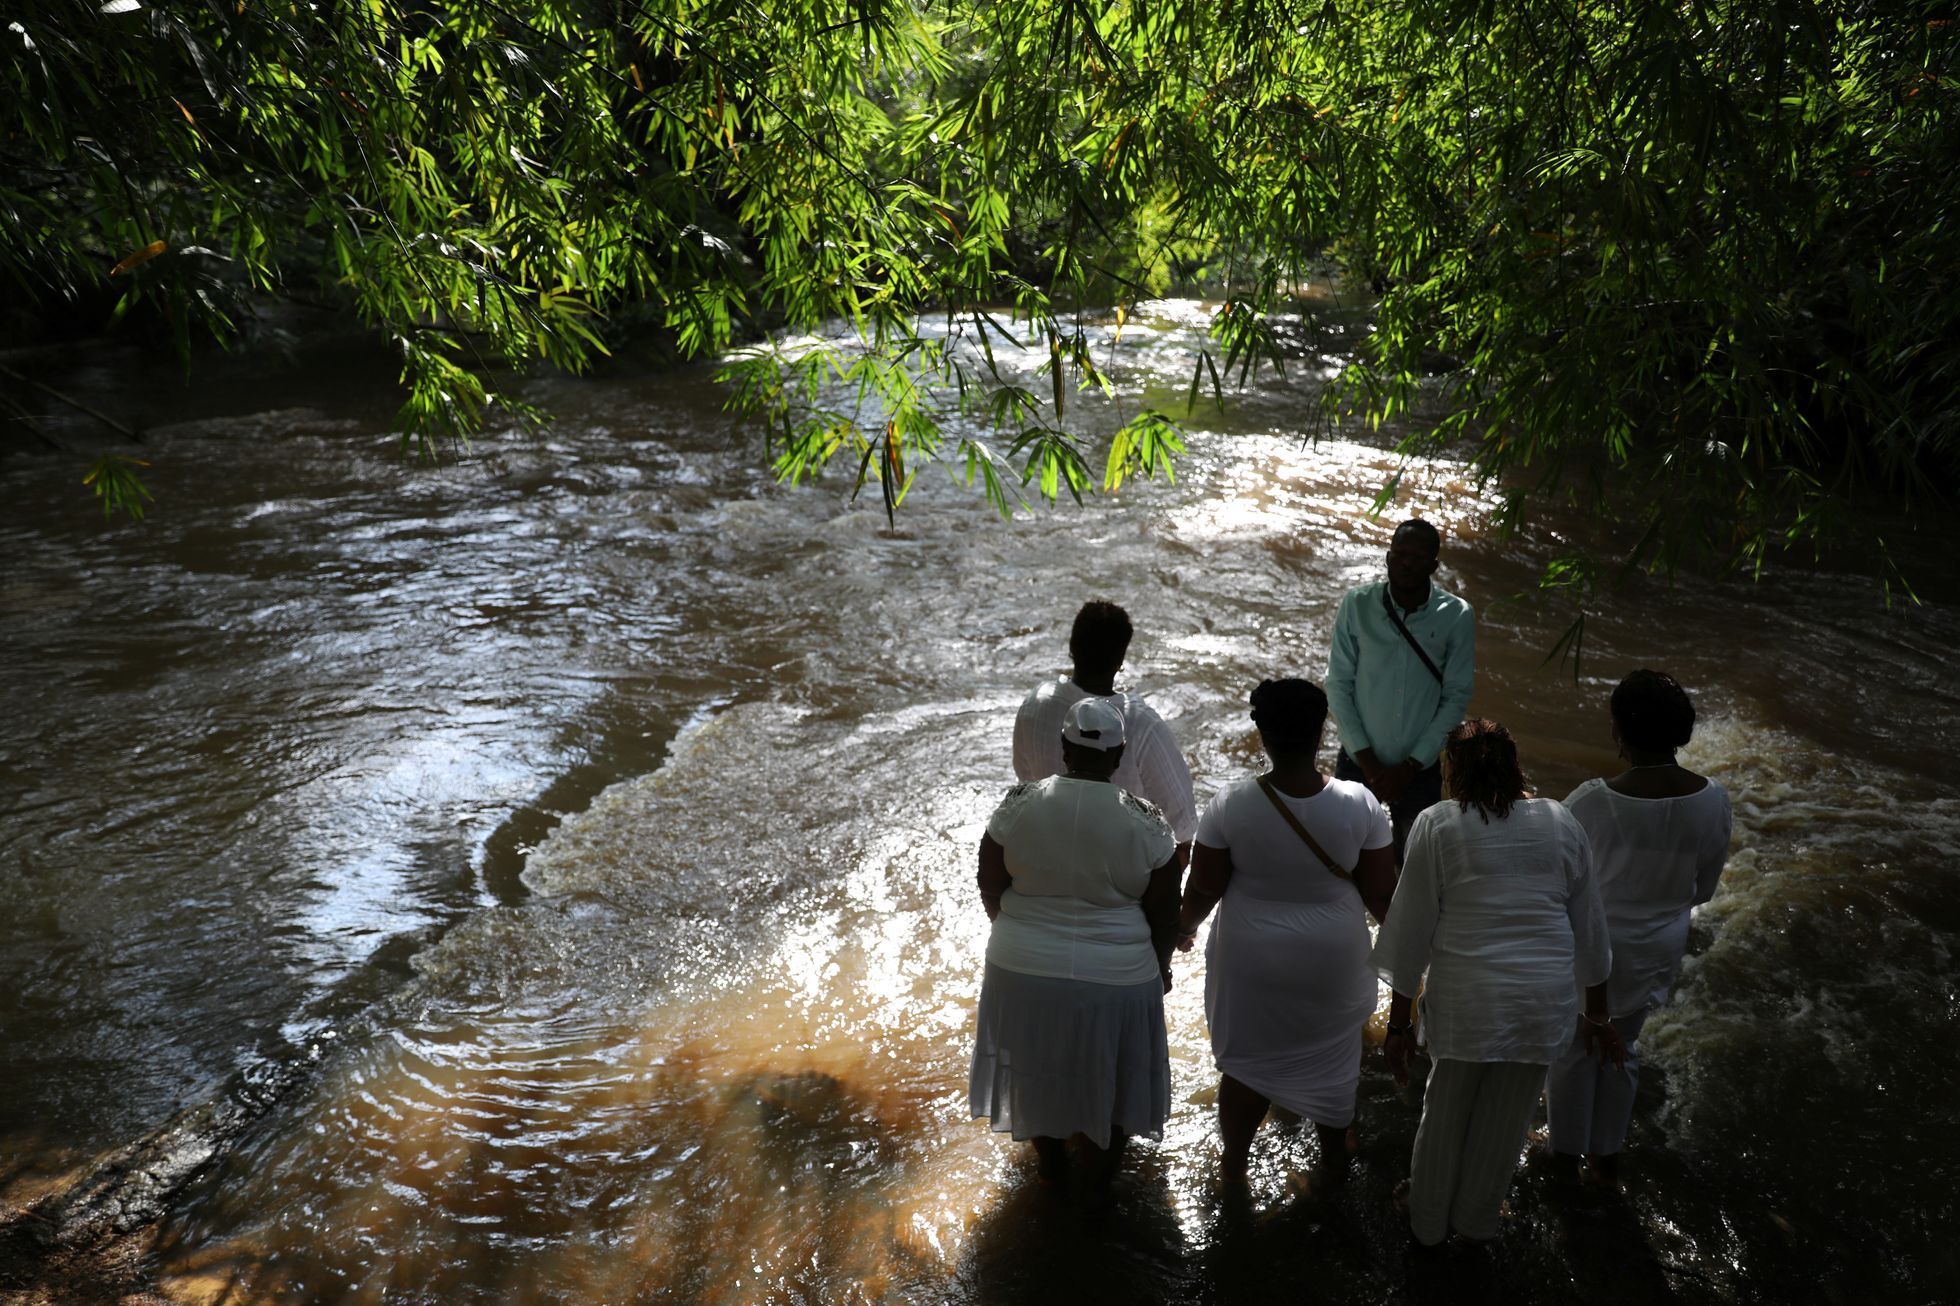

{"left": 1565, "top": 777, "right": 1732, "bottom": 1013}
{"left": 1195, "top": 772, "right": 1388, "bottom": 1127}
{"left": 1424, "top": 799, "right": 1585, "bottom": 975}
{"left": 986, "top": 777, "right": 1176, "bottom": 985}
{"left": 1567, "top": 778, "right": 1730, "bottom": 913}
{"left": 1197, "top": 776, "right": 1384, "bottom": 906}
{"left": 1374, "top": 797, "right": 1609, "bottom": 1063}
{"left": 993, "top": 777, "right": 1169, "bottom": 904}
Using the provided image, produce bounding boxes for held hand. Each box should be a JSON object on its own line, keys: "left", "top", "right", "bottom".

{"left": 1583, "top": 1016, "right": 1627, "bottom": 1069}
{"left": 1355, "top": 748, "right": 1384, "bottom": 786}
{"left": 1371, "top": 760, "right": 1417, "bottom": 804}
{"left": 1175, "top": 928, "right": 1199, "bottom": 953}
{"left": 1384, "top": 1030, "right": 1413, "bottom": 1087}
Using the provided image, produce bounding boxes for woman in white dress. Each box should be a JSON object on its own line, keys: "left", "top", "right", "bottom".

{"left": 1546, "top": 670, "right": 1732, "bottom": 1187}
{"left": 970, "top": 697, "right": 1183, "bottom": 1188}
{"left": 1375, "top": 719, "right": 1620, "bottom": 1247}
{"left": 1177, "top": 679, "right": 1397, "bottom": 1186}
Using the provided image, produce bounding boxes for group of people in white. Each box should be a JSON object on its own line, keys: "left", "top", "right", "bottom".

{"left": 968, "top": 520, "right": 1734, "bottom": 1250}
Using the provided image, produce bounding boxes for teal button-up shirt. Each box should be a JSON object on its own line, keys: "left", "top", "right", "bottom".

{"left": 1325, "top": 580, "right": 1475, "bottom": 768}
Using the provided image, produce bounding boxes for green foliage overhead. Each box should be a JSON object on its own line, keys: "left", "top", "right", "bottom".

{"left": 3, "top": 1, "right": 1953, "bottom": 584}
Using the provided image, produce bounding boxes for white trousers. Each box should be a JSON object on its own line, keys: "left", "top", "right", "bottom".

{"left": 1407, "top": 1058, "right": 1547, "bottom": 1245}
{"left": 1544, "top": 1006, "right": 1650, "bottom": 1156}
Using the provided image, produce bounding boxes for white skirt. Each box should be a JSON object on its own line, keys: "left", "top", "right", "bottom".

{"left": 968, "top": 964, "right": 1171, "bottom": 1149}
{"left": 1204, "top": 891, "right": 1376, "bottom": 1128}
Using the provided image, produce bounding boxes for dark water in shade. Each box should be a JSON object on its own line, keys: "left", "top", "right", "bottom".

{"left": 2, "top": 301, "right": 1957, "bottom": 1303}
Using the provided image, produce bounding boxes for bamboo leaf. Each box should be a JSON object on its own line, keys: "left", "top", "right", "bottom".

{"left": 110, "top": 241, "right": 167, "bottom": 276}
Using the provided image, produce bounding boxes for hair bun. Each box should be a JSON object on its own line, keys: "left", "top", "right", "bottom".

{"left": 1611, "top": 669, "right": 1696, "bottom": 752}
{"left": 1248, "top": 678, "right": 1329, "bottom": 747}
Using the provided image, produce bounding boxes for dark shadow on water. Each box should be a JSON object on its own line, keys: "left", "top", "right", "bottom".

{"left": 954, "top": 1142, "right": 1194, "bottom": 1304}
{"left": 1197, "top": 1180, "right": 1400, "bottom": 1306}
{"left": 941, "top": 1060, "right": 1845, "bottom": 1306}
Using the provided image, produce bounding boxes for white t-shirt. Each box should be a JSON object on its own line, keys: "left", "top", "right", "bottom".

{"left": 1372, "top": 798, "right": 1612, "bottom": 1064}
{"left": 1564, "top": 778, "right": 1733, "bottom": 1015}
{"left": 985, "top": 776, "right": 1179, "bottom": 985}
{"left": 1012, "top": 678, "right": 1198, "bottom": 842}
{"left": 1194, "top": 776, "right": 1392, "bottom": 904}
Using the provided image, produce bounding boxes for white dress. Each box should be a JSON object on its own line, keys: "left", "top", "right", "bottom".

{"left": 1544, "top": 778, "right": 1733, "bottom": 1155}
{"left": 1194, "top": 776, "right": 1392, "bottom": 1127}
{"left": 1012, "top": 678, "right": 1198, "bottom": 842}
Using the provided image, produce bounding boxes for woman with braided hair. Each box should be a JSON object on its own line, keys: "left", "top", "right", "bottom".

{"left": 1372, "top": 719, "right": 1618, "bottom": 1248}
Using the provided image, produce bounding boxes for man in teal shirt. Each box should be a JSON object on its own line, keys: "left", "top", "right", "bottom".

{"left": 1326, "top": 519, "right": 1476, "bottom": 862}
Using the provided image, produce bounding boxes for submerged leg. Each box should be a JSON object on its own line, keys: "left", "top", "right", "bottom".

{"left": 1446, "top": 1061, "right": 1547, "bottom": 1241}
{"left": 1031, "top": 1135, "right": 1068, "bottom": 1186}
{"left": 1217, "top": 1074, "right": 1271, "bottom": 1184}
{"left": 1406, "top": 1059, "right": 1478, "bottom": 1247}
{"left": 1587, "top": 1008, "right": 1649, "bottom": 1175}
{"left": 1075, "top": 1129, "right": 1130, "bottom": 1195}
{"left": 1544, "top": 1036, "right": 1597, "bottom": 1161}
{"left": 1312, "top": 1121, "right": 1353, "bottom": 1184}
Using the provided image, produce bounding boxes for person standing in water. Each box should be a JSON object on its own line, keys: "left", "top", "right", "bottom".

{"left": 1177, "top": 678, "right": 1397, "bottom": 1190}
{"left": 972, "top": 698, "right": 1182, "bottom": 1189}
{"left": 1373, "top": 719, "right": 1619, "bottom": 1249}
{"left": 1545, "top": 670, "right": 1733, "bottom": 1189}
{"left": 1014, "top": 599, "right": 1198, "bottom": 866}
{"left": 1326, "top": 519, "right": 1475, "bottom": 863}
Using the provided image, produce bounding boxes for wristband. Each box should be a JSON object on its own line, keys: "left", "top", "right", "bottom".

{"left": 1386, "top": 1021, "right": 1412, "bottom": 1036}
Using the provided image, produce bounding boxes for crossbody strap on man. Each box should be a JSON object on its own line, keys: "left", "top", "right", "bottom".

{"left": 1256, "top": 776, "right": 1352, "bottom": 882}
{"left": 1381, "top": 585, "right": 1445, "bottom": 685}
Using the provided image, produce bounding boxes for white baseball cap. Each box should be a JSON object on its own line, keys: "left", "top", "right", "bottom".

{"left": 1062, "top": 698, "right": 1127, "bottom": 751}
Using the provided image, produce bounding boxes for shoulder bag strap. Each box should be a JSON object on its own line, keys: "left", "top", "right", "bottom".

{"left": 1256, "top": 776, "right": 1353, "bottom": 882}
{"left": 1381, "top": 585, "right": 1445, "bottom": 685}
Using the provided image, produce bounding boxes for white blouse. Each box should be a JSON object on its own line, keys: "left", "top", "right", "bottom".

{"left": 1373, "top": 798, "right": 1612, "bottom": 1064}
{"left": 1564, "top": 778, "right": 1733, "bottom": 1016}
{"left": 986, "top": 777, "right": 1178, "bottom": 986}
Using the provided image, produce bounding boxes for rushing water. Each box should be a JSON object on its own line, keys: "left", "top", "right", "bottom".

{"left": 2, "top": 302, "right": 1957, "bottom": 1302}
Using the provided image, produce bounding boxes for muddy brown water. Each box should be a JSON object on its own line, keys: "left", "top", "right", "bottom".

{"left": 2, "top": 302, "right": 1956, "bottom": 1302}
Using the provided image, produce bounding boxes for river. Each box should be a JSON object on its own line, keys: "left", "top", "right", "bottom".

{"left": 1, "top": 300, "right": 1955, "bottom": 1302}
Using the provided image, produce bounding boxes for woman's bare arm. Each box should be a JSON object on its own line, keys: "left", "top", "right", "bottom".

{"left": 1142, "top": 854, "right": 1183, "bottom": 989}
{"left": 977, "top": 833, "right": 1010, "bottom": 921}
{"left": 1177, "top": 841, "right": 1234, "bottom": 943}
{"left": 1356, "top": 843, "right": 1396, "bottom": 924}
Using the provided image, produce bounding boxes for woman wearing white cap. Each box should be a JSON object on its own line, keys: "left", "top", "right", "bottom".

{"left": 970, "top": 696, "right": 1183, "bottom": 1187}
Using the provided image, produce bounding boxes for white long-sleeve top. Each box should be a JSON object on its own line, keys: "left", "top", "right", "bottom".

{"left": 1011, "top": 677, "right": 1198, "bottom": 842}
{"left": 1373, "top": 797, "right": 1612, "bottom": 1064}
{"left": 1564, "top": 778, "right": 1733, "bottom": 1016}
